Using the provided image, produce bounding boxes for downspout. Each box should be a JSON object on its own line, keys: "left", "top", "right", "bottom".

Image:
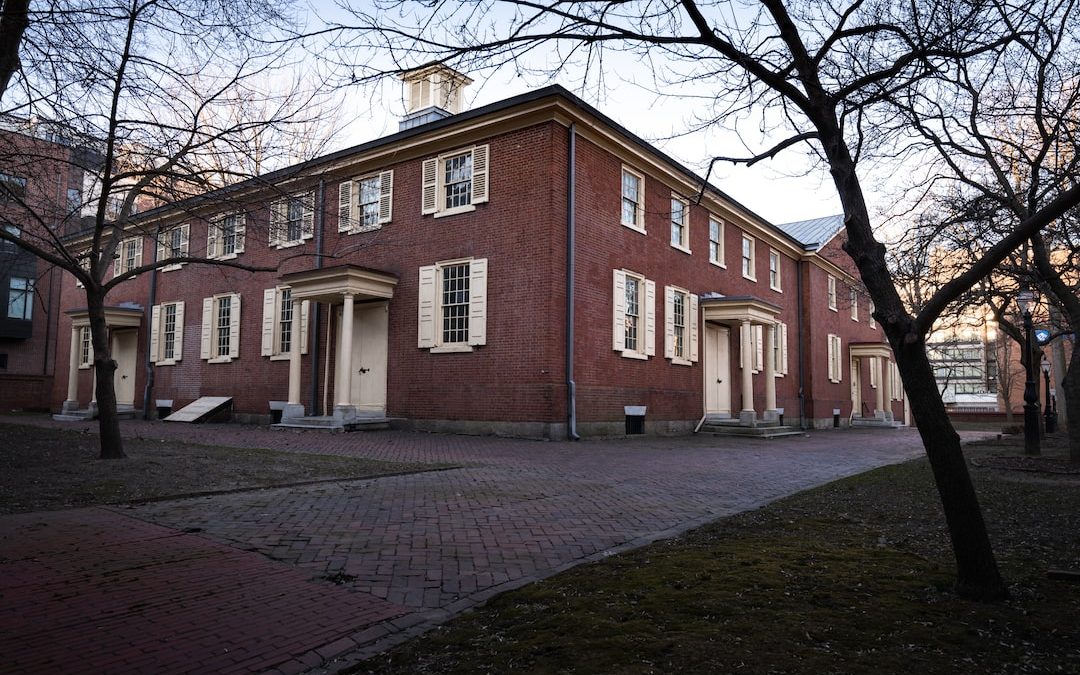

{"left": 796, "top": 258, "right": 807, "bottom": 430}
{"left": 141, "top": 227, "right": 160, "bottom": 420}
{"left": 566, "top": 123, "right": 580, "bottom": 440}
{"left": 309, "top": 178, "right": 325, "bottom": 415}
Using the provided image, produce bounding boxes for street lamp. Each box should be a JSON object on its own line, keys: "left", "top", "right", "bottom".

{"left": 1042, "top": 355, "right": 1057, "bottom": 434}
{"left": 1017, "top": 291, "right": 1040, "bottom": 456}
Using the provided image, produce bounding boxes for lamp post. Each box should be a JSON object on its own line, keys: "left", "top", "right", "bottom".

{"left": 1042, "top": 355, "right": 1057, "bottom": 434}
{"left": 1018, "top": 291, "right": 1040, "bottom": 456}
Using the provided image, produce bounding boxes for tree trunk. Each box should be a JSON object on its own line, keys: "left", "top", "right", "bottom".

{"left": 87, "top": 294, "right": 126, "bottom": 460}
{"left": 892, "top": 337, "right": 1008, "bottom": 599}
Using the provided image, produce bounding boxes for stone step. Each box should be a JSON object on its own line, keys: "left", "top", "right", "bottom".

{"left": 698, "top": 424, "right": 804, "bottom": 439}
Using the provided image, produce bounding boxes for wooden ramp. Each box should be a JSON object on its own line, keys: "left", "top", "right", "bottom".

{"left": 164, "top": 396, "right": 232, "bottom": 423}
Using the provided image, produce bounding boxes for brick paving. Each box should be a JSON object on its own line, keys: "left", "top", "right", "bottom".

{"left": 0, "top": 416, "right": 954, "bottom": 673}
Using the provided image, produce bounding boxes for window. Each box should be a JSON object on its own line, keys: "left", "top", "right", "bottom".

{"left": 207, "top": 213, "right": 245, "bottom": 259}
{"left": 772, "top": 323, "right": 790, "bottom": 376}
{"left": 850, "top": 288, "right": 859, "bottom": 321}
{"left": 7, "top": 277, "right": 32, "bottom": 319}
{"left": 827, "top": 275, "right": 838, "bottom": 311}
{"left": 751, "top": 325, "right": 764, "bottom": 372}
{"left": 741, "top": 234, "right": 756, "bottom": 280}
{"left": 890, "top": 362, "right": 903, "bottom": 401}
{"left": 261, "top": 287, "right": 309, "bottom": 358}
{"left": 339, "top": 172, "right": 393, "bottom": 234}
{"left": 612, "top": 269, "right": 655, "bottom": 359}
{"left": 78, "top": 327, "right": 93, "bottom": 368}
{"left": 670, "top": 196, "right": 689, "bottom": 251}
{"left": 827, "top": 333, "right": 843, "bottom": 383}
{"left": 157, "top": 224, "right": 189, "bottom": 271}
{"left": 620, "top": 166, "right": 645, "bottom": 231}
{"left": 869, "top": 356, "right": 879, "bottom": 388}
{"left": 869, "top": 300, "right": 876, "bottom": 329}
{"left": 664, "top": 286, "right": 699, "bottom": 365}
{"left": 0, "top": 172, "right": 26, "bottom": 201}
{"left": 112, "top": 237, "right": 142, "bottom": 276}
{"left": 1, "top": 224, "right": 19, "bottom": 252}
{"left": 271, "top": 192, "right": 315, "bottom": 246}
{"left": 421, "top": 146, "right": 489, "bottom": 217}
{"left": 200, "top": 293, "right": 241, "bottom": 362}
{"left": 149, "top": 301, "right": 185, "bottom": 365}
{"left": 708, "top": 217, "right": 724, "bottom": 266}
{"left": 769, "top": 250, "right": 782, "bottom": 291}
{"left": 66, "top": 188, "right": 81, "bottom": 215}
{"left": 417, "top": 258, "right": 488, "bottom": 351}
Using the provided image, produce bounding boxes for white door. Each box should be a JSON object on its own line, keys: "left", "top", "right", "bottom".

{"left": 704, "top": 324, "right": 731, "bottom": 416}
{"left": 349, "top": 303, "right": 388, "bottom": 412}
{"left": 113, "top": 330, "right": 138, "bottom": 405}
{"left": 851, "top": 357, "right": 861, "bottom": 417}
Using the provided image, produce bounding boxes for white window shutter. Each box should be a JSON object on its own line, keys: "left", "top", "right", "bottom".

{"left": 113, "top": 241, "right": 121, "bottom": 276}
{"left": 133, "top": 238, "right": 142, "bottom": 268}
{"left": 207, "top": 224, "right": 218, "bottom": 259}
{"left": 261, "top": 288, "right": 276, "bottom": 356}
{"left": 228, "top": 293, "right": 241, "bottom": 358}
{"left": 180, "top": 224, "right": 190, "bottom": 256}
{"left": 200, "top": 297, "right": 213, "bottom": 359}
{"left": 471, "top": 144, "right": 489, "bottom": 204}
{"left": 234, "top": 214, "right": 246, "bottom": 253}
{"left": 300, "top": 299, "right": 310, "bottom": 354}
{"left": 417, "top": 265, "right": 437, "bottom": 348}
{"left": 780, "top": 322, "right": 788, "bottom": 374}
{"left": 156, "top": 237, "right": 166, "bottom": 265}
{"left": 173, "top": 302, "right": 184, "bottom": 361}
{"left": 870, "top": 357, "right": 879, "bottom": 388}
{"left": 149, "top": 305, "right": 161, "bottom": 364}
{"left": 302, "top": 193, "right": 314, "bottom": 239}
{"left": 664, "top": 286, "right": 675, "bottom": 359}
{"left": 468, "top": 258, "right": 487, "bottom": 346}
{"left": 421, "top": 158, "right": 438, "bottom": 214}
{"left": 752, "top": 325, "right": 763, "bottom": 373}
{"left": 689, "top": 294, "right": 699, "bottom": 362}
{"left": 644, "top": 278, "right": 656, "bottom": 356}
{"left": 338, "top": 181, "right": 353, "bottom": 232}
{"left": 269, "top": 199, "right": 284, "bottom": 246}
{"left": 612, "top": 269, "right": 626, "bottom": 352}
{"left": 378, "top": 170, "right": 393, "bottom": 224}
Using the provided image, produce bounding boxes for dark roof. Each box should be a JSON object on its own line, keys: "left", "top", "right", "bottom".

{"left": 775, "top": 214, "right": 844, "bottom": 250}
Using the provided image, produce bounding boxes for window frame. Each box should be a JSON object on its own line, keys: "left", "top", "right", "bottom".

{"left": 421, "top": 146, "right": 489, "bottom": 218}
{"left": 612, "top": 268, "right": 656, "bottom": 360}
{"left": 620, "top": 166, "right": 646, "bottom": 233}
{"left": 112, "top": 237, "right": 142, "bottom": 277}
{"left": 150, "top": 301, "right": 185, "bottom": 366}
{"left": 850, "top": 288, "right": 859, "bottom": 321}
{"left": 158, "top": 224, "right": 190, "bottom": 272}
{"left": 261, "top": 286, "right": 310, "bottom": 359}
{"left": 827, "top": 275, "right": 838, "bottom": 311}
{"left": 768, "top": 249, "right": 782, "bottom": 292}
{"left": 708, "top": 216, "right": 725, "bottom": 267}
{"left": 827, "top": 333, "right": 843, "bottom": 383}
{"left": 664, "top": 285, "right": 699, "bottom": 366}
{"left": 207, "top": 213, "right": 246, "bottom": 260}
{"left": 339, "top": 173, "right": 393, "bottom": 233}
{"left": 271, "top": 192, "right": 315, "bottom": 247}
{"left": 201, "top": 292, "right": 241, "bottom": 363}
{"left": 869, "top": 300, "right": 876, "bottom": 329}
{"left": 741, "top": 234, "right": 756, "bottom": 281}
{"left": 669, "top": 195, "right": 690, "bottom": 253}
{"left": 7, "top": 276, "right": 33, "bottom": 320}
{"left": 78, "top": 326, "right": 93, "bottom": 369}
{"left": 417, "top": 257, "right": 488, "bottom": 353}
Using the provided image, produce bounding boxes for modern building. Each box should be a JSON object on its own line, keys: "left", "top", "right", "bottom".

{"left": 51, "top": 68, "right": 905, "bottom": 436}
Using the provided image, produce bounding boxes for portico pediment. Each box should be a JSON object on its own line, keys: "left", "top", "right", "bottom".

{"left": 700, "top": 294, "right": 782, "bottom": 326}
{"left": 849, "top": 342, "right": 893, "bottom": 359}
{"left": 281, "top": 264, "right": 398, "bottom": 304}
{"left": 66, "top": 305, "right": 143, "bottom": 328}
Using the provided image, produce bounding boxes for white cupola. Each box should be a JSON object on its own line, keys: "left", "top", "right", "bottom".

{"left": 399, "top": 64, "right": 473, "bottom": 131}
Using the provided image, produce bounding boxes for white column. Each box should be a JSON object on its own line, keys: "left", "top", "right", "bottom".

{"left": 851, "top": 357, "right": 860, "bottom": 417}
{"left": 287, "top": 309, "right": 302, "bottom": 405}
{"left": 336, "top": 294, "right": 355, "bottom": 408}
{"left": 64, "top": 327, "right": 80, "bottom": 410}
{"left": 740, "top": 320, "right": 754, "bottom": 413}
{"left": 875, "top": 357, "right": 886, "bottom": 417}
{"left": 764, "top": 323, "right": 777, "bottom": 415}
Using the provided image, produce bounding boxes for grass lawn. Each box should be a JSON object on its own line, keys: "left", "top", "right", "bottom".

{"left": 361, "top": 439, "right": 1080, "bottom": 674}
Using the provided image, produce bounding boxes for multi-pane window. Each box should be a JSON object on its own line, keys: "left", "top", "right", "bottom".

{"left": 158, "top": 224, "right": 189, "bottom": 271}
{"left": 621, "top": 167, "right": 644, "bottom": 230}
{"left": 278, "top": 288, "right": 294, "bottom": 354}
{"left": 220, "top": 215, "right": 239, "bottom": 256}
{"left": 261, "top": 287, "right": 308, "bottom": 358}
{"left": 421, "top": 146, "right": 488, "bottom": 217}
{"left": 166, "top": 228, "right": 183, "bottom": 259}
{"left": 827, "top": 275, "right": 838, "bottom": 310}
{"left": 112, "top": 237, "right": 143, "bottom": 276}
{"left": 709, "top": 217, "right": 724, "bottom": 265}
{"left": 7, "top": 277, "right": 32, "bottom": 319}
{"left": 850, "top": 288, "right": 859, "bottom": 321}
{"left": 79, "top": 327, "right": 92, "bottom": 368}
{"left": 769, "top": 250, "right": 782, "bottom": 291}
{"left": 741, "top": 234, "right": 755, "bottom": 280}
{"left": 664, "top": 285, "right": 698, "bottom": 365}
{"left": 624, "top": 275, "right": 641, "bottom": 352}
{"left": 339, "top": 174, "right": 392, "bottom": 233}
{"left": 201, "top": 293, "right": 240, "bottom": 363}
{"left": 359, "top": 177, "right": 382, "bottom": 227}
{"left": 216, "top": 295, "right": 232, "bottom": 357}
{"left": 772, "top": 323, "right": 790, "bottom": 376}
{"left": 162, "top": 303, "right": 177, "bottom": 361}
{"left": 613, "top": 269, "right": 655, "bottom": 359}
{"left": 827, "top": 333, "right": 843, "bottom": 383}
{"left": 149, "top": 300, "right": 186, "bottom": 365}
{"left": 208, "top": 213, "right": 245, "bottom": 258}
{"left": 670, "top": 197, "right": 689, "bottom": 250}
{"left": 271, "top": 193, "right": 315, "bottom": 246}
{"left": 672, "top": 291, "right": 685, "bottom": 357}
{"left": 417, "top": 258, "right": 488, "bottom": 351}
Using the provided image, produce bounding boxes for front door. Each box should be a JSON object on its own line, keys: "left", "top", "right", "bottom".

{"left": 349, "top": 302, "right": 388, "bottom": 412}
{"left": 704, "top": 324, "right": 731, "bottom": 416}
{"left": 112, "top": 330, "right": 138, "bottom": 406}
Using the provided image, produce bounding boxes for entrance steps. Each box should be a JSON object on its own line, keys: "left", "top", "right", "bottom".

{"left": 850, "top": 416, "right": 904, "bottom": 429}
{"left": 53, "top": 404, "right": 137, "bottom": 422}
{"left": 273, "top": 413, "right": 391, "bottom": 432}
{"left": 697, "top": 416, "right": 803, "bottom": 439}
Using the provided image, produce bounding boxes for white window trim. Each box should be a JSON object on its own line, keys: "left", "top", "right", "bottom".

{"left": 773, "top": 322, "right": 789, "bottom": 377}
{"left": 870, "top": 356, "right": 879, "bottom": 388}
{"left": 664, "top": 285, "right": 699, "bottom": 366}
{"left": 149, "top": 301, "right": 185, "bottom": 366}
{"left": 708, "top": 216, "right": 726, "bottom": 268}
{"left": 421, "top": 146, "right": 489, "bottom": 218}
{"left": 201, "top": 292, "right": 241, "bottom": 363}
{"left": 417, "top": 257, "right": 488, "bottom": 352}
{"left": 769, "top": 249, "right": 782, "bottom": 292}
{"left": 206, "top": 213, "right": 246, "bottom": 261}
{"left": 158, "top": 224, "right": 190, "bottom": 272}
{"left": 827, "top": 275, "right": 838, "bottom": 311}
{"left": 741, "top": 234, "right": 756, "bottom": 281}
{"left": 828, "top": 333, "right": 843, "bottom": 383}
{"left": 339, "top": 173, "right": 393, "bottom": 234}
{"left": 613, "top": 269, "right": 656, "bottom": 359}
{"left": 620, "top": 165, "right": 646, "bottom": 233}
{"left": 112, "top": 237, "right": 143, "bottom": 277}
{"left": 271, "top": 192, "right": 316, "bottom": 248}
{"left": 261, "top": 287, "right": 310, "bottom": 360}
{"left": 669, "top": 194, "right": 691, "bottom": 254}
{"left": 78, "top": 327, "right": 93, "bottom": 369}
{"left": 869, "top": 300, "right": 877, "bottom": 329}
{"left": 850, "top": 288, "right": 859, "bottom": 321}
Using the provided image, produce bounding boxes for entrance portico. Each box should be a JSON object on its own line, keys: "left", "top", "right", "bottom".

{"left": 849, "top": 342, "right": 895, "bottom": 424}
{"left": 278, "top": 265, "right": 398, "bottom": 426}
{"left": 700, "top": 295, "right": 782, "bottom": 426}
{"left": 60, "top": 306, "right": 143, "bottom": 418}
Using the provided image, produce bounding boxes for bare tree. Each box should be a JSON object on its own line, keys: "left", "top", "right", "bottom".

{"left": 0, "top": 0, "right": 335, "bottom": 459}
{"left": 328, "top": 0, "right": 1080, "bottom": 599}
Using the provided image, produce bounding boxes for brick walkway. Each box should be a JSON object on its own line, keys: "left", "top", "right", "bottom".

{"left": 1, "top": 417, "right": 950, "bottom": 674}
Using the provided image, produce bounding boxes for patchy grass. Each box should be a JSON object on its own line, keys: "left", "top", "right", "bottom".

{"left": 0, "top": 423, "right": 445, "bottom": 513}
{"left": 361, "top": 440, "right": 1080, "bottom": 675}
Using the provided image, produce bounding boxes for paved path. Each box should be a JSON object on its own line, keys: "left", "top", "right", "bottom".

{"left": 0, "top": 417, "right": 940, "bottom": 674}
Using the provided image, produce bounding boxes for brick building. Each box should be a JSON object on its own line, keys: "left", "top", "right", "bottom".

{"left": 51, "top": 68, "right": 905, "bottom": 436}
